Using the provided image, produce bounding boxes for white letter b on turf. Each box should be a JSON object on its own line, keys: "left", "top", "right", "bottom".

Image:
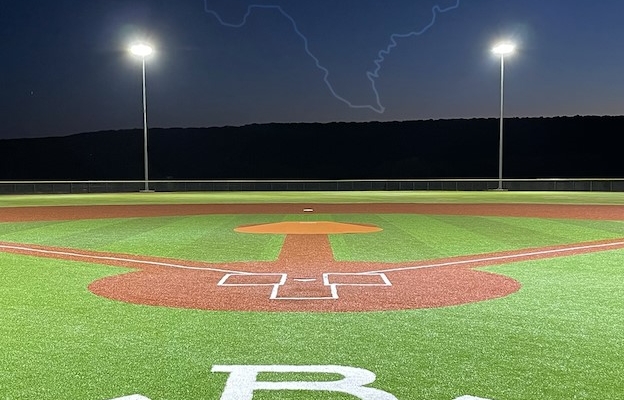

{"left": 212, "top": 365, "right": 398, "bottom": 400}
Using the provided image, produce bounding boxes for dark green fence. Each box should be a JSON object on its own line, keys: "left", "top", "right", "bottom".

{"left": 1, "top": 179, "right": 624, "bottom": 194}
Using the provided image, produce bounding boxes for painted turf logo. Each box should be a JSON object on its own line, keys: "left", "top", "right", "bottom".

{"left": 108, "top": 365, "right": 491, "bottom": 400}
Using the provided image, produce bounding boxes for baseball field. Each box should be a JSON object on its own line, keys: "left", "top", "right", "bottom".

{"left": 1, "top": 191, "right": 623, "bottom": 399}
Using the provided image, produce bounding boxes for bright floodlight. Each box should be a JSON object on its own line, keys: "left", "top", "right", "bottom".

{"left": 492, "top": 40, "right": 516, "bottom": 190}
{"left": 130, "top": 43, "right": 153, "bottom": 57}
{"left": 128, "top": 42, "right": 154, "bottom": 191}
{"left": 492, "top": 42, "right": 515, "bottom": 56}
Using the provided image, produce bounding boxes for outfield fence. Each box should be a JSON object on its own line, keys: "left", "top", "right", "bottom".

{"left": 1, "top": 178, "right": 624, "bottom": 194}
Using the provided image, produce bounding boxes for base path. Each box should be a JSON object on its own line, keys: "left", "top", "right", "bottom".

{"left": 1, "top": 203, "right": 624, "bottom": 312}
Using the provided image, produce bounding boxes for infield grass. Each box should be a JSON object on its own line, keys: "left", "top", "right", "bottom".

{"left": 1, "top": 214, "right": 623, "bottom": 263}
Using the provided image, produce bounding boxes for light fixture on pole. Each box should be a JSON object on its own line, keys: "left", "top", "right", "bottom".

{"left": 492, "top": 42, "right": 515, "bottom": 190}
{"left": 129, "top": 43, "right": 154, "bottom": 192}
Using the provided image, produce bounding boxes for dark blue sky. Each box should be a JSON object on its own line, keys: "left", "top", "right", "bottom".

{"left": 1, "top": 0, "right": 623, "bottom": 138}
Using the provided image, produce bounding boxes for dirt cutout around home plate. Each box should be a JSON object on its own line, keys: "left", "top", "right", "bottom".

{"left": 2, "top": 203, "right": 624, "bottom": 312}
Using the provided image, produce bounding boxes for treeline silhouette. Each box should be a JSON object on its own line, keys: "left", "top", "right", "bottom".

{"left": 0, "top": 116, "right": 622, "bottom": 180}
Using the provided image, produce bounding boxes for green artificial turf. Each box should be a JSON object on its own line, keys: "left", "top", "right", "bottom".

{"left": 1, "top": 214, "right": 623, "bottom": 263}
{"left": 1, "top": 249, "right": 623, "bottom": 399}
{"left": 1, "top": 192, "right": 623, "bottom": 399}
{"left": 1, "top": 190, "right": 624, "bottom": 207}
{"left": 330, "top": 214, "right": 624, "bottom": 262}
{"left": 0, "top": 215, "right": 285, "bottom": 262}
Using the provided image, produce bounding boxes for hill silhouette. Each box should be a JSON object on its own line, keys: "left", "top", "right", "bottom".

{"left": 0, "top": 116, "right": 622, "bottom": 180}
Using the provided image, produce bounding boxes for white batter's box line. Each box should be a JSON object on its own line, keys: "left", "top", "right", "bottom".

{"left": 218, "top": 273, "right": 287, "bottom": 300}
{"left": 218, "top": 273, "right": 287, "bottom": 287}
{"left": 217, "top": 272, "right": 391, "bottom": 301}
{"left": 324, "top": 272, "right": 392, "bottom": 287}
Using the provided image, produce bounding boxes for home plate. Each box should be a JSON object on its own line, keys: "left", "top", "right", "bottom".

{"left": 294, "top": 278, "right": 317, "bottom": 282}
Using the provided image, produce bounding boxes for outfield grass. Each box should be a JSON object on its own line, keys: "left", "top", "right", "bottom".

{"left": 1, "top": 190, "right": 624, "bottom": 207}
{"left": 0, "top": 192, "right": 623, "bottom": 399}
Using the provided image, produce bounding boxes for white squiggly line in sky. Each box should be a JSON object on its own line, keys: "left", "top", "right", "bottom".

{"left": 203, "top": 1, "right": 461, "bottom": 113}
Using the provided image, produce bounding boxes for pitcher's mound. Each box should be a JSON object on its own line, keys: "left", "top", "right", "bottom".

{"left": 235, "top": 221, "right": 382, "bottom": 234}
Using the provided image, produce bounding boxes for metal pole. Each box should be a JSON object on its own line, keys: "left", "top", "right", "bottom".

{"left": 498, "top": 55, "right": 505, "bottom": 190}
{"left": 141, "top": 57, "right": 149, "bottom": 192}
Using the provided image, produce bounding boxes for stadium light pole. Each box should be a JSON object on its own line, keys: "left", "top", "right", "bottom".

{"left": 129, "top": 43, "right": 154, "bottom": 192}
{"left": 492, "top": 42, "right": 515, "bottom": 190}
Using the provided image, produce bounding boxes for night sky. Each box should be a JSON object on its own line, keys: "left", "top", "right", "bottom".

{"left": 2, "top": 0, "right": 624, "bottom": 139}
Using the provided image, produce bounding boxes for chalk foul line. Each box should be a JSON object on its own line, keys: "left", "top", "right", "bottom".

{"left": 1, "top": 239, "right": 623, "bottom": 289}
{"left": 366, "top": 240, "right": 624, "bottom": 274}
{"left": 0, "top": 243, "right": 251, "bottom": 275}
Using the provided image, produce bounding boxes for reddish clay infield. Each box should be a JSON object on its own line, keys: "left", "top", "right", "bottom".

{"left": 1, "top": 203, "right": 624, "bottom": 312}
